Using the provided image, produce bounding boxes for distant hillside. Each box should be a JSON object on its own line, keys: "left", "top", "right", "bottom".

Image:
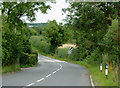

{"left": 27, "top": 23, "right": 47, "bottom": 27}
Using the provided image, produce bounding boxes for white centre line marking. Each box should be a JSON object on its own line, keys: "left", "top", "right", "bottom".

{"left": 37, "top": 78, "right": 45, "bottom": 82}
{"left": 60, "top": 66, "right": 62, "bottom": 69}
{"left": 25, "top": 56, "right": 63, "bottom": 87}
{"left": 46, "top": 74, "right": 51, "bottom": 78}
{"left": 26, "top": 83, "right": 34, "bottom": 87}
{"left": 57, "top": 69, "right": 60, "bottom": 71}
{"left": 52, "top": 71, "right": 57, "bottom": 74}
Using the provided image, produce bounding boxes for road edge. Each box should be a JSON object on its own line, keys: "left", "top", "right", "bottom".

{"left": 90, "top": 74, "right": 95, "bottom": 88}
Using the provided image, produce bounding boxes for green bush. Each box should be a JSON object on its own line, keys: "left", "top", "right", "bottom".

{"left": 2, "top": 31, "right": 22, "bottom": 66}
{"left": 69, "top": 48, "right": 79, "bottom": 61}
{"left": 102, "top": 19, "right": 119, "bottom": 67}
{"left": 21, "top": 36, "right": 32, "bottom": 54}
{"left": 86, "top": 48, "right": 102, "bottom": 65}
{"left": 32, "top": 50, "right": 38, "bottom": 65}
{"left": 56, "top": 47, "right": 102, "bottom": 64}
{"left": 20, "top": 52, "right": 38, "bottom": 67}
{"left": 57, "top": 48, "right": 68, "bottom": 58}
{"left": 56, "top": 48, "right": 78, "bottom": 61}
{"left": 30, "top": 36, "right": 50, "bottom": 54}
{"left": 28, "top": 54, "right": 37, "bottom": 65}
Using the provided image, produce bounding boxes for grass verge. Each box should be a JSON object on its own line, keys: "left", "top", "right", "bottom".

{"left": 20, "top": 63, "right": 38, "bottom": 68}
{"left": 2, "top": 64, "right": 21, "bottom": 74}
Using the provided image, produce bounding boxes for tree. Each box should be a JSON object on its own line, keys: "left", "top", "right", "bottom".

{"left": 1, "top": 2, "right": 51, "bottom": 66}
{"left": 44, "top": 20, "right": 68, "bottom": 53}
{"left": 2, "top": 15, "right": 22, "bottom": 66}
{"left": 62, "top": 2, "right": 119, "bottom": 62}
{"left": 31, "top": 25, "right": 45, "bottom": 35}
{"left": 2, "top": 2, "right": 50, "bottom": 33}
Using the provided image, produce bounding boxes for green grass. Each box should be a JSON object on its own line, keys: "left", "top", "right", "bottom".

{"left": 84, "top": 63, "right": 118, "bottom": 86}
{"left": 20, "top": 63, "right": 38, "bottom": 68}
{"left": 2, "top": 64, "right": 21, "bottom": 74}
{"left": 2, "top": 64, "right": 38, "bottom": 74}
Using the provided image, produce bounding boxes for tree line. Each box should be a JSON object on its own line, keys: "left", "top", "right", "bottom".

{"left": 30, "top": 20, "right": 72, "bottom": 55}
{"left": 1, "top": 2, "right": 50, "bottom": 68}
{"left": 62, "top": 2, "right": 119, "bottom": 66}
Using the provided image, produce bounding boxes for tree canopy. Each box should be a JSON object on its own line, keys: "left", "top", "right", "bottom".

{"left": 2, "top": 2, "right": 50, "bottom": 33}
{"left": 62, "top": 2, "right": 119, "bottom": 64}
{"left": 2, "top": 2, "right": 50, "bottom": 66}
{"left": 44, "top": 20, "right": 70, "bottom": 53}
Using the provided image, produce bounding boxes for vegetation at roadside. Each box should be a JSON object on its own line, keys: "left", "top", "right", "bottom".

{"left": 62, "top": 2, "right": 119, "bottom": 64}
{"left": 30, "top": 36, "right": 50, "bottom": 54}
{"left": 61, "top": 2, "right": 119, "bottom": 86}
{"left": 30, "top": 20, "right": 72, "bottom": 54}
{"left": 1, "top": 2, "right": 50, "bottom": 73}
{"left": 2, "top": 64, "right": 21, "bottom": 74}
{"left": 43, "top": 20, "right": 71, "bottom": 53}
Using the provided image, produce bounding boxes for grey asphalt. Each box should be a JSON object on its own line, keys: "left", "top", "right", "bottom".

{"left": 2, "top": 53, "right": 92, "bottom": 87}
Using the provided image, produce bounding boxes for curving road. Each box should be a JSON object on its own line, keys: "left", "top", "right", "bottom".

{"left": 2, "top": 53, "right": 92, "bottom": 87}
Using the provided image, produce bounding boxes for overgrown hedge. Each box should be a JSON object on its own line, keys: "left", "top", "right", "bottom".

{"left": 2, "top": 20, "right": 38, "bottom": 68}
{"left": 2, "top": 31, "right": 22, "bottom": 66}
{"left": 20, "top": 50, "right": 38, "bottom": 67}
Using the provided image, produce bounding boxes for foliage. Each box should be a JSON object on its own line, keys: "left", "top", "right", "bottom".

{"left": 21, "top": 36, "right": 32, "bottom": 54}
{"left": 62, "top": 2, "right": 119, "bottom": 66}
{"left": 31, "top": 25, "right": 45, "bottom": 35}
{"left": 2, "top": 16, "right": 22, "bottom": 66}
{"left": 43, "top": 20, "right": 70, "bottom": 53}
{"left": 56, "top": 48, "right": 69, "bottom": 58}
{"left": 22, "top": 26, "right": 37, "bottom": 37}
{"left": 2, "top": 32, "right": 22, "bottom": 66}
{"left": 2, "top": 2, "right": 50, "bottom": 32}
{"left": 2, "top": 2, "right": 50, "bottom": 68}
{"left": 30, "top": 36, "right": 50, "bottom": 54}
{"left": 2, "top": 17, "right": 37, "bottom": 67}
{"left": 86, "top": 48, "right": 102, "bottom": 65}
{"left": 102, "top": 20, "right": 119, "bottom": 67}
{"left": 20, "top": 52, "right": 38, "bottom": 67}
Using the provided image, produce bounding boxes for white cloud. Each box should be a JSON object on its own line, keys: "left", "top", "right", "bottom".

{"left": 21, "top": 0, "right": 69, "bottom": 24}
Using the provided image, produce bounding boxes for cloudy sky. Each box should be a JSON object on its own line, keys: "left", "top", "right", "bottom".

{"left": 21, "top": 0, "right": 70, "bottom": 24}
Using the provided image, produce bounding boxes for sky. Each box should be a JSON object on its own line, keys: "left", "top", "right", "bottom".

{"left": 21, "top": 0, "right": 70, "bottom": 24}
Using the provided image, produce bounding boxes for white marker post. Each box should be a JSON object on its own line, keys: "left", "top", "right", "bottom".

{"left": 105, "top": 64, "right": 108, "bottom": 79}
{"left": 100, "top": 63, "right": 102, "bottom": 72}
